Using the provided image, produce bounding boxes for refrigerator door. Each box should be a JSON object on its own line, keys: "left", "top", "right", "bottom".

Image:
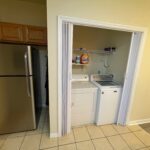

{"left": 0, "top": 76, "right": 36, "bottom": 134}
{"left": 0, "top": 44, "right": 32, "bottom": 76}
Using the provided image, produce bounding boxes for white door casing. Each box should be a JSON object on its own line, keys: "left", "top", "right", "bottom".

{"left": 57, "top": 16, "right": 147, "bottom": 137}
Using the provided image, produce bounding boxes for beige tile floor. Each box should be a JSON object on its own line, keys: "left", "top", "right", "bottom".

{"left": 0, "top": 109, "right": 150, "bottom": 150}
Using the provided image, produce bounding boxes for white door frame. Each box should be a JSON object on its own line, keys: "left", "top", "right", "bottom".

{"left": 57, "top": 15, "right": 147, "bottom": 137}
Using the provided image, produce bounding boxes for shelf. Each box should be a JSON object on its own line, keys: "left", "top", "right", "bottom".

{"left": 73, "top": 49, "right": 114, "bottom": 55}
{"left": 88, "top": 50, "right": 113, "bottom": 55}
{"left": 72, "top": 63, "right": 89, "bottom": 66}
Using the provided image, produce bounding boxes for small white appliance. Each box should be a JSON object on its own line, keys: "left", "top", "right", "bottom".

{"left": 91, "top": 74, "right": 122, "bottom": 125}
{"left": 71, "top": 74, "right": 98, "bottom": 126}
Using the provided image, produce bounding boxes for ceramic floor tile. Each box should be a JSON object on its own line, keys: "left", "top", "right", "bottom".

{"left": 113, "top": 124, "right": 130, "bottom": 134}
{"left": 100, "top": 125, "right": 118, "bottom": 137}
{"left": 40, "top": 132, "right": 58, "bottom": 149}
{"left": 76, "top": 140, "right": 94, "bottom": 150}
{"left": 58, "top": 131, "right": 75, "bottom": 145}
{"left": 134, "top": 130, "right": 150, "bottom": 146}
{"left": 20, "top": 134, "right": 41, "bottom": 150}
{"left": 7, "top": 131, "right": 26, "bottom": 138}
{"left": 1, "top": 136, "right": 24, "bottom": 150}
{"left": 92, "top": 138, "right": 113, "bottom": 150}
{"left": 73, "top": 127, "right": 90, "bottom": 142}
{"left": 121, "top": 132, "right": 145, "bottom": 150}
{"left": 128, "top": 125, "right": 143, "bottom": 132}
{"left": 46, "top": 147, "right": 58, "bottom": 150}
{"left": 86, "top": 125, "right": 105, "bottom": 139}
{"left": 59, "top": 143, "right": 76, "bottom": 150}
{"left": 108, "top": 135, "right": 130, "bottom": 150}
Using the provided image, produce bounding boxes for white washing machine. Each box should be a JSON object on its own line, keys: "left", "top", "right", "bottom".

{"left": 91, "top": 74, "right": 122, "bottom": 125}
{"left": 71, "top": 74, "right": 98, "bottom": 126}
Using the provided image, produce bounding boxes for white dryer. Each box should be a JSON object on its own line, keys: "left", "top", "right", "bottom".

{"left": 71, "top": 74, "right": 98, "bottom": 126}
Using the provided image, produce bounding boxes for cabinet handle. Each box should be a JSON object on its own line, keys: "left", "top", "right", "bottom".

{"left": 102, "top": 92, "right": 104, "bottom": 94}
{"left": 114, "top": 91, "right": 117, "bottom": 92}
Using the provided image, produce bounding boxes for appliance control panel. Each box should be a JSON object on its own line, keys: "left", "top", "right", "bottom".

{"left": 90, "top": 74, "right": 113, "bottom": 81}
{"left": 72, "top": 74, "right": 89, "bottom": 82}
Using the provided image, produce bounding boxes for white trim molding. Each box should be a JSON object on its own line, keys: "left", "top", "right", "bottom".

{"left": 50, "top": 133, "right": 59, "bottom": 138}
{"left": 58, "top": 16, "right": 147, "bottom": 33}
{"left": 128, "top": 118, "right": 150, "bottom": 126}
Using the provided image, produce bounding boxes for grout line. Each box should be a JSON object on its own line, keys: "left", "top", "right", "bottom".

{"left": 19, "top": 134, "right": 26, "bottom": 150}
{"left": 98, "top": 125, "right": 115, "bottom": 150}
{"left": 132, "top": 131, "right": 149, "bottom": 147}
{"left": 38, "top": 131, "right": 43, "bottom": 150}
{"left": 120, "top": 133, "right": 147, "bottom": 150}
{"left": 85, "top": 126, "right": 96, "bottom": 150}
{"left": 112, "top": 125, "right": 148, "bottom": 149}
{"left": 72, "top": 127, "right": 78, "bottom": 150}
{"left": 85, "top": 126, "right": 91, "bottom": 139}
{"left": 118, "top": 134, "right": 132, "bottom": 150}
{"left": 41, "top": 123, "right": 150, "bottom": 150}
{"left": 111, "top": 125, "right": 132, "bottom": 150}
{"left": 46, "top": 123, "right": 150, "bottom": 149}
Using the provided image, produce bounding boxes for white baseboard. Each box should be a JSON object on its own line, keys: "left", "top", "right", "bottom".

{"left": 50, "top": 133, "right": 59, "bottom": 138}
{"left": 127, "top": 118, "right": 150, "bottom": 125}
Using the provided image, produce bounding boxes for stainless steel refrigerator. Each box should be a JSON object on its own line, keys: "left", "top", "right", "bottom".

{"left": 0, "top": 44, "right": 36, "bottom": 134}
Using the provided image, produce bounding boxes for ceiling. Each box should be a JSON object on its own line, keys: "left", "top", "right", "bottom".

{"left": 17, "top": 0, "right": 46, "bottom": 5}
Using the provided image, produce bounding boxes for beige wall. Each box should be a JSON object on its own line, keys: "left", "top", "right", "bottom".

{"left": 0, "top": 0, "right": 46, "bottom": 26}
{"left": 47, "top": 0, "right": 150, "bottom": 133}
{"left": 73, "top": 26, "right": 110, "bottom": 75}
{"left": 109, "top": 31, "right": 131, "bottom": 83}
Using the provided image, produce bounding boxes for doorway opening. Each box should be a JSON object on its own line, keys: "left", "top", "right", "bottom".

{"left": 58, "top": 16, "right": 147, "bottom": 136}
{"left": 31, "top": 46, "right": 49, "bottom": 133}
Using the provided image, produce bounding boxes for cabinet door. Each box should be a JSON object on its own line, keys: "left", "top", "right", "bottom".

{"left": 71, "top": 92, "right": 96, "bottom": 126}
{"left": 25, "top": 25, "right": 47, "bottom": 45}
{"left": 0, "top": 22, "right": 24, "bottom": 43}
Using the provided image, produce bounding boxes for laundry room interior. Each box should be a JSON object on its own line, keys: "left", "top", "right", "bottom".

{"left": 71, "top": 25, "right": 133, "bottom": 127}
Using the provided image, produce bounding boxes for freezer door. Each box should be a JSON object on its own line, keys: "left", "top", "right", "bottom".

{"left": 0, "top": 76, "right": 36, "bottom": 134}
{"left": 0, "top": 44, "right": 32, "bottom": 76}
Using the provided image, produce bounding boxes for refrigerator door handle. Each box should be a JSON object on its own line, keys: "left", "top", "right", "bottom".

{"left": 24, "top": 52, "right": 29, "bottom": 76}
{"left": 24, "top": 52, "right": 31, "bottom": 97}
